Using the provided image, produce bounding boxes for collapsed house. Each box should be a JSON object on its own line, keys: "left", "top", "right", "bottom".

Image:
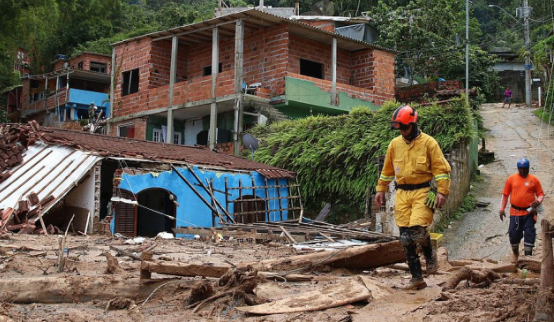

{"left": 0, "top": 122, "right": 300, "bottom": 237}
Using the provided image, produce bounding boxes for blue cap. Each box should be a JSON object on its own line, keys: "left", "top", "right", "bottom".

{"left": 517, "top": 158, "right": 530, "bottom": 168}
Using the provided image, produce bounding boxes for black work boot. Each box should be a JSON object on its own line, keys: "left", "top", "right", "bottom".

{"left": 403, "top": 259, "right": 427, "bottom": 290}
{"left": 511, "top": 244, "right": 520, "bottom": 263}
{"left": 421, "top": 235, "right": 438, "bottom": 274}
{"left": 524, "top": 246, "right": 533, "bottom": 256}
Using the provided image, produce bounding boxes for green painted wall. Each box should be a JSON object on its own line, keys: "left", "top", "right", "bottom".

{"left": 273, "top": 77, "right": 380, "bottom": 119}
{"left": 147, "top": 116, "right": 185, "bottom": 143}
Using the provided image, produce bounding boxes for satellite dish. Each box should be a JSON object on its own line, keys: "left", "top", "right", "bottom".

{"left": 242, "top": 133, "right": 259, "bottom": 160}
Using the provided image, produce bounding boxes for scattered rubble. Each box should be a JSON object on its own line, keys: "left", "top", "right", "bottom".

{"left": 0, "top": 224, "right": 551, "bottom": 321}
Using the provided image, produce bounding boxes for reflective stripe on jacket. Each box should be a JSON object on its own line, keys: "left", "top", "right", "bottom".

{"left": 376, "top": 132, "right": 451, "bottom": 195}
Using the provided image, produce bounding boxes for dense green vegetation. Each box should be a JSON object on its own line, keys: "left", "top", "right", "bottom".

{"left": 250, "top": 99, "right": 475, "bottom": 221}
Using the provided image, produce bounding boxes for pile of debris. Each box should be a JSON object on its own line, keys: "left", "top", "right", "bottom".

{"left": 0, "top": 121, "right": 40, "bottom": 183}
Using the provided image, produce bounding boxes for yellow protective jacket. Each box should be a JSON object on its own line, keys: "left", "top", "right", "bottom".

{"left": 376, "top": 132, "right": 451, "bottom": 195}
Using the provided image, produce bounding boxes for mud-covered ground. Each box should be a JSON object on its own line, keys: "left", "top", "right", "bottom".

{"left": 0, "top": 102, "right": 552, "bottom": 322}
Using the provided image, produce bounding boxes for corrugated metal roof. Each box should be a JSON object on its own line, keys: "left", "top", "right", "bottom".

{"left": 0, "top": 142, "right": 101, "bottom": 217}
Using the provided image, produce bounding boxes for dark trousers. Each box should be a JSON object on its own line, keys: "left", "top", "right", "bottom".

{"left": 508, "top": 213, "right": 536, "bottom": 248}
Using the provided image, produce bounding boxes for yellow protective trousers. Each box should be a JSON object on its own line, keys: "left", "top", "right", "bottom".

{"left": 394, "top": 187, "right": 434, "bottom": 227}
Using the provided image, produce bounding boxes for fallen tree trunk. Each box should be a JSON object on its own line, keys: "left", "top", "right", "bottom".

{"left": 533, "top": 219, "right": 554, "bottom": 322}
{"left": 0, "top": 276, "right": 182, "bottom": 303}
{"left": 238, "top": 241, "right": 405, "bottom": 272}
{"left": 442, "top": 267, "right": 501, "bottom": 291}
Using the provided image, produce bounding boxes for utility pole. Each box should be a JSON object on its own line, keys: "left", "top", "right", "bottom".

{"left": 523, "top": 0, "right": 532, "bottom": 107}
{"left": 465, "top": 0, "right": 469, "bottom": 106}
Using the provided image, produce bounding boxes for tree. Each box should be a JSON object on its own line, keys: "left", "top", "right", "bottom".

{"left": 366, "top": 0, "right": 497, "bottom": 99}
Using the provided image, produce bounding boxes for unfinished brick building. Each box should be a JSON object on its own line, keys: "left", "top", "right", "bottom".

{"left": 20, "top": 52, "right": 112, "bottom": 125}
{"left": 108, "top": 8, "right": 395, "bottom": 155}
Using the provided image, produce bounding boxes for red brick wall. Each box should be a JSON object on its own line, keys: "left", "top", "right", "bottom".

{"left": 109, "top": 119, "right": 147, "bottom": 140}
{"left": 113, "top": 38, "right": 154, "bottom": 117}
{"left": 185, "top": 38, "right": 234, "bottom": 80}
{"left": 53, "top": 53, "right": 111, "bottom": 73}
{"left": 215, "top": 142, "right": 234, "bottom": 155}
{"left": 371, "top": 50, "right": 395, "bottom": 105}
{"left": 114, "top": 38, "right": 152, "bottom": 99}
{"left": 22, "top": 79, "right": 30, "bottom": 113}
{"left": 395, "top": 83, "right": 437, "bottom": 103}
{"left": 149, "top": 40, "right": 172, "bottom": 88}
{"left": 288, "top": 34, "right": 354, "bottom": 85}
{"left": 352, "top": 49, "right": 374, "bottom": 89}
{"left": 242, "top": 24, "right": 289, "bottom": 97}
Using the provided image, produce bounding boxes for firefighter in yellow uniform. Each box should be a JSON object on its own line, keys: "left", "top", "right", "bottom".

{"left": 375, "top": 105, "right": 451, "bottom": 290}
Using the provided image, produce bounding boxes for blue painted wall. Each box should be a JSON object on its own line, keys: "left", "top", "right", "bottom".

{"left": 113, "top": 165, "right": 291, "bottom": 236}
{"left": 68, "top": 89, "right": 110, "bottom": 117}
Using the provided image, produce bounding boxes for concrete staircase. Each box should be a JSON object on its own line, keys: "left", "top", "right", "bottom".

{"left": 244, "top": 96, "right": 289, "bottom": 124}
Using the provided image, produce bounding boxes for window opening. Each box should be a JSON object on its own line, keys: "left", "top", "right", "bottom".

{"left": 90, "top": 61, "right": 107, "bottom": 73}
{"left": 203, "top": 63, "right": 222, "bottom": 76}
{"left": 300, "top": 59, "right": 324, "bottom": 79}
{"left": 122, "top": 68, "right": 139, "bottom": 96}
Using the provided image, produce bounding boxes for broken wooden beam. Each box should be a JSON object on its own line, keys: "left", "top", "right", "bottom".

{"left": 235, "top": 276, "right": 371, "bottom": 315}
{"left": 238, "top": 240, "right": 405, "bottom": 272}
{"left": 110, "top": 245, "right": 142, "bottom": 261}
{"left": 140, "top": 257, "right": 230, "bottom": 279}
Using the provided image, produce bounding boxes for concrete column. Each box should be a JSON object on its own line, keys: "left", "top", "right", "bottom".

{"left": 523, "top": 0, "right": 532, "bottom": 107}
{"left": 209, "top": 27, "right": 219, "bottom": 150}
{"left": 331, "top": 37, "right": 337, "bottom": 105}
{"left": 44, "top": 76, "right": 48, "bottom": 111}
{"left": 233, "top": 19, "right": 244, "bottom": 156}
{"left": 166, "top": 35, "right": 178, "bottom": 143}
{"left": 108, "top": 47, "right": 116, "bottom": 135}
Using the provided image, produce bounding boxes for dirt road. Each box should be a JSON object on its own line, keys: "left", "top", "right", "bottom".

{"left": 444, "top": 102, "right": 554, "bottom": 261}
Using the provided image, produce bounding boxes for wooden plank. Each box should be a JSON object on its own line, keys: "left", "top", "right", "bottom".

{"left": 315, "top": 203, "right": 332, "bottom": 221}
{"left": 319, "top": 232, "right": 335, "bottom": 242}
{"left": 279, "top": 225, "right": 297, "bottom": 244}
{"left": 141, "top": 260, "right": 230, "bottom": 279}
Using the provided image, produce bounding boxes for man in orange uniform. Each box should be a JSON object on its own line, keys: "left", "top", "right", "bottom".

{"left": 499, "top": 158, "right": 545, "bottom": 262}
{"left": 375, "top": 105, "right": 451, "bottom": 290}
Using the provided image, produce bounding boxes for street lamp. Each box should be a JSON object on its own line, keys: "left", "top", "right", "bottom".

{"left": 489, "top": 3, "right": 532, "bottom": 107}
{"left": 488, "top": 5, "right": 519, "bottom": 23}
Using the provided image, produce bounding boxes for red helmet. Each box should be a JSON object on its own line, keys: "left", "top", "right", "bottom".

{"left": 390, "top": 105, "right": 418, "bottom": 130}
